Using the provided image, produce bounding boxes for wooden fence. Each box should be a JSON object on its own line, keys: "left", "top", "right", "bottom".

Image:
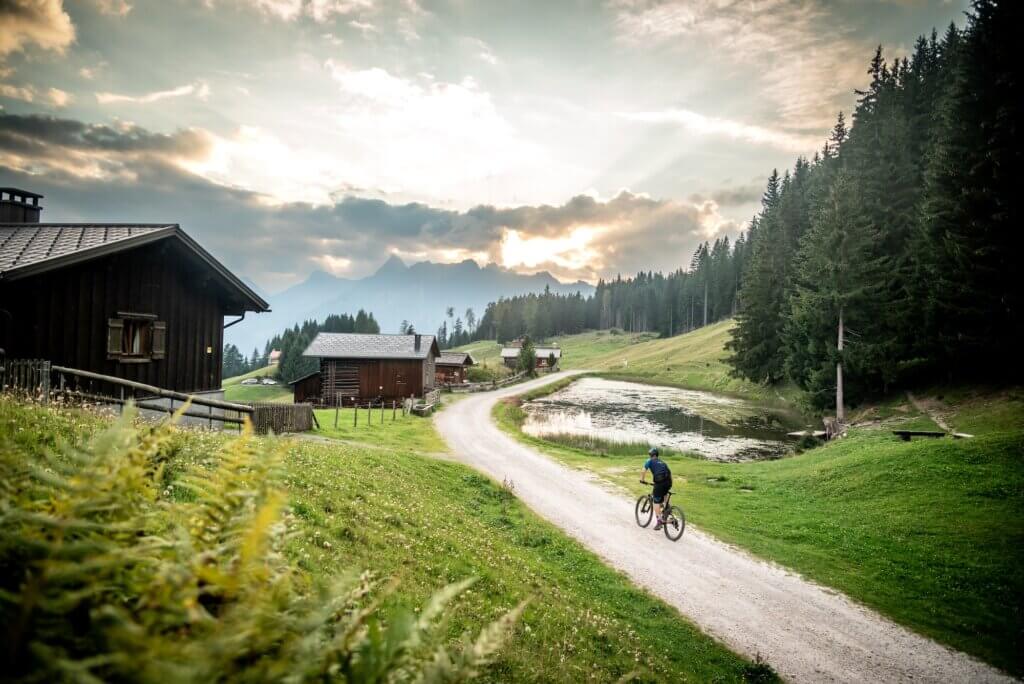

{"left": 447, "top": 371, "right": 527, "bottom": 393}
{"left": 250, "top": 402, "right": 315, "bottom": 434}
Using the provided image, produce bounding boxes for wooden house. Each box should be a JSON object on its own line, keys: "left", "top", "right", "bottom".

{"left": 291, "top": 369, "right": 322, "bottom": 404}
{"left": 302, "top": 332, "right": 440, "bottom": 405}
{"left": 0, "top": 189, "right": 269, "bottom": 397}
{"left": 500, "top": 346, "right": 561, "bottom": 370}
{"left": 435, "top": 351, "right": 474, "bottom": 385}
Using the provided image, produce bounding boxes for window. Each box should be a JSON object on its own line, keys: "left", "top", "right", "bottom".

{"left": 107, "top": 314, "right": 166, "bottom": 362}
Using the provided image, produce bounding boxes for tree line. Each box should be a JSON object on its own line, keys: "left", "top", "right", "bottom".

{"left": 729, "top": 0, "right": 1020, "bottom": 411}
{"left": 470, "top": 239, "right": 750, "bottom": 345}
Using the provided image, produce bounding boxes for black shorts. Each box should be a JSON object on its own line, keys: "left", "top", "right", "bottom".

{"left": 652, "top": 478, "right": 672, "bottom": 503}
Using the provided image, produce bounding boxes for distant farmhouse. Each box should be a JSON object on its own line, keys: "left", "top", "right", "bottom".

{"left": 269, "top": 349, "right": 282, "bottom": 365}
{"left": 0, "top": 188, "right": 269, "bottom": 398}
{"left": 500, "top": 344, "right": 561, "bottom": 370}
{"left": 301, "top": 332, "right": 440, "bottom": 405}
{"left": 435, "top": 351, "right": 474, "bottom": 385}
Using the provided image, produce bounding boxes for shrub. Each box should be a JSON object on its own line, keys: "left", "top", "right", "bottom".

{"left": 0, "top": 404, "right": 523, "bottom": 683}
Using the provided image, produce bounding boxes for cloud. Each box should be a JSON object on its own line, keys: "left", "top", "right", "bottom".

{"left": 0, "top": 112, "right": 213, "bottom": 179}
{"left": 610, "top": 0, "right": 871, "bottom": 132}
{"left": 0, "top": 112, "right": 736, "bottom": 288}
{"left": 96, "top": 81, "right": 211, "bottom": 104}
{"left": 0, "top": 82, "right": 72, "bottom": 107}
{"left": 619, "top": 107, "right": 819, "bottom": 151}
{"left": 0, "top": 0, "right": 75, "bottom": 58}
{"left": 227, "top": 0, "right": 373, "bottom": 22}
{"left": 90, "top": 0, "right": 133, "bottom": 16}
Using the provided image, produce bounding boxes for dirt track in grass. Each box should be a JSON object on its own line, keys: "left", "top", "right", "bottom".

{"left": 435, "top": 371, "right": 1012, "bottom": 684}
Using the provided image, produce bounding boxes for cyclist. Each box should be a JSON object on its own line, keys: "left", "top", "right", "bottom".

{"left": 640, "top": 447, "right": 672, "bottom": 530}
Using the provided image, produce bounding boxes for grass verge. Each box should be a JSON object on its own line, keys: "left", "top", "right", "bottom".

{"left": 494, "top": 390, "right": 1024, "bottom": 677}
{"left": 2, "top": 397, "right": 766, "bottom": 682}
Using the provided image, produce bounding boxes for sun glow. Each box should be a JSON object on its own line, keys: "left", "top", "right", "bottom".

{"left": 500, "top": 226, "right": 604, "bottom": 273}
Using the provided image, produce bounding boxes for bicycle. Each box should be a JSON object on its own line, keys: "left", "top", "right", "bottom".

{"left": 635, "top": 482, "right": 685, "bottom": 541}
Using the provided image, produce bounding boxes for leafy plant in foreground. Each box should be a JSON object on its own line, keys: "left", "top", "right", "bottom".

{"left": 0, "top": 406, "right": 524, "bottom": 683}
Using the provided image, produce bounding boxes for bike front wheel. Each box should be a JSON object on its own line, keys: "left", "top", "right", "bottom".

{"left": 635, "top": 495, "right": 653, "bottom": 528}
{"left": 662, "top": 505, "right": 686, "bottom": 541}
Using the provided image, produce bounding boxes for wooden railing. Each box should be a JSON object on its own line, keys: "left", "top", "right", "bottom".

{"left": 447, "top": 370, "right": 527, "bottom": 393}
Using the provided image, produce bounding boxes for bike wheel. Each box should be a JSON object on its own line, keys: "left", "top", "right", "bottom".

{"left": 662, "top": 505, "right": 686, "bottom": 541}
{"left": 635, "top": 496, "right": 653, "bottom": 528}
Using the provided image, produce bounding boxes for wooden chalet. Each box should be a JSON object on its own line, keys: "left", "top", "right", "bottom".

{"left": 500, "top": 345, "right": 561, "bottom": 370}
{"left": 0, "top": 189, "right": 269, "bottom": 396}
{"left": 302, "top": 332, "right": 440, "bottom": 405}
{"left": 435, "top": 351, "right": 474, "bottom": 385}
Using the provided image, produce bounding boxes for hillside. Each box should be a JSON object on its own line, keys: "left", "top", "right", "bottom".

{"left": 492, "top": 329, "right": 1024, "bottom": 676}
{"left": 222, "top": 365, "right": 292, "bottom": 403}
{"left": 458, "top": 320, "right": 792, "bottom": 403}
{"left": 0, "top": 397, "right": 762, "bottom": 682}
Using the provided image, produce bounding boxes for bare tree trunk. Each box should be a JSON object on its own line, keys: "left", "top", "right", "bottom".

{"left": 836, "top": 306, "right": 845, "bottom": 423}
{"left": 703, "top": 281, "right": 708, "bottom": 327}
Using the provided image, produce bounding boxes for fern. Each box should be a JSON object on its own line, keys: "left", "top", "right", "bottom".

{"left": 0, "top": 402, "right": 523, "bottom": 683}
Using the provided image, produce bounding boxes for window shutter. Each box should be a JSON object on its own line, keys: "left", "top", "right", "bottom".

{"left": 152, "top": 321, "right": 167, "bottom": 359}
{"left": 107, "top": 319, "right": 124, "bottom": 358}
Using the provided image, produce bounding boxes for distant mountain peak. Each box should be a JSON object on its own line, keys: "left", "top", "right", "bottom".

{"left": 375, "top": 254, "right": 407, "bottom": 276}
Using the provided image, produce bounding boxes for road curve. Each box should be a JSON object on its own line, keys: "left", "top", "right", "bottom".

{"left": 434, "top": 371, "right": 1012, "bottom": 683}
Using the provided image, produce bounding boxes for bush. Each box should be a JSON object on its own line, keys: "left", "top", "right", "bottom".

{"left": 0, "top": 404, "right": 523, "bottom": 683}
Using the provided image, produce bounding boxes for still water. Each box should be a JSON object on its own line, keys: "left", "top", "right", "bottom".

{"left": 522, "top": 377, "right": 800, "bottom": 462}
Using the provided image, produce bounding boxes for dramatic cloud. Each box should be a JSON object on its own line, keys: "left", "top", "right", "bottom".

{"left": 0, "top": 112, "right": 214, "bottom": 179}
{"left": 0, "top": 0, "right": 75, "bottom": 58}
{"left": 96, "top": 81, "right": 211, "bottom": 105}
{"left": 611, "top": 0, "right": 872, "bottom": 132}
{"left": 0, "top": 112, "right": 735, "bottom": 288}
{"left": 0, "top": 82, "right": 71, "bottom": 107}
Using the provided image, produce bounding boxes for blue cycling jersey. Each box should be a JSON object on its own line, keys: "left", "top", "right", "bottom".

{"left": 644, "top": 457, "right": 671, "bottom": 482}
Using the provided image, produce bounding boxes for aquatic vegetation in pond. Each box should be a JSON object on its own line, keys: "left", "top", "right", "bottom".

{"left": 521, "top": 378, "right": 802, "bottom": 462}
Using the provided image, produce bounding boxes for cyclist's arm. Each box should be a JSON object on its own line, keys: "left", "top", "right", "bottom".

{"left": 640, "top": 461, "right": 649, "bottom": 483}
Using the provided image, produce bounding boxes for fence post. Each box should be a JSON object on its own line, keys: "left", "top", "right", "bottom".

{"left": 367, "top": 402, "right": 372, "bottom": 427}
{"left": 381, "top": 401, "right": 384, "bottom": 424}
{"left": 40, "top": 360, "right": 51, "bottom": 405}
{"left": 392, "top": 400, "right": 396, "bottom": 421}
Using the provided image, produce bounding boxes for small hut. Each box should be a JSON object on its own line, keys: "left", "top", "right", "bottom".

{"left": 435, "top": 351, "right": 474, "bottom": 385}
{"left": 302, "top": 332, "right": 440, "bottom": 405}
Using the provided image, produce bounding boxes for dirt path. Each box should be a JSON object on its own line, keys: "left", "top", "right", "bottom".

{"left": 906, "top": 391, "right": 953, "bottom": 432}
{"left": 434, "top": 372, "right": 1011, "bottom": 683}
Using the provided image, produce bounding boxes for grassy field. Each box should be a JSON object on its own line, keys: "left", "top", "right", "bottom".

{"left": 311, "top": 405, "right": 447, "bottom": 452}
{"left": 495, "top": 382, "right": 1024, "bottom": 676}
{"left": 222, "top": 364, "right": 293, "bottom": 403}
{"left": 1, "top": 396, "right": 767, "bottom": 682}
{"left": 457, "top": 321, "right": 798, "bottom": 404}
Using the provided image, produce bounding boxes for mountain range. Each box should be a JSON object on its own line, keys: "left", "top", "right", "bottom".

{"left": 225, "top": 256, "right": 595, "bottom": 352}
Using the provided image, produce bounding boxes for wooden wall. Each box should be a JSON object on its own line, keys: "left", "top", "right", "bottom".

{"left": 0, "top": 240, "right": 234, "bottom": 393}
{"left": 293, "top": 372, "right": 322, "bottom": 404}
{"left": 319, "top": 358, "right": 427, "bottom": 404}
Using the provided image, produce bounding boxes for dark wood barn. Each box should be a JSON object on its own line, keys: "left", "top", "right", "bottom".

{"left": 435, "top": 351, "right": 474, "bottom": 385}
{"left": 0, "top": 191, "right": 269, "bottom": 396}
{"left": 500, "top": 346, "right": 561, "bottom": 370}
{"left": 303, "top": 332, "right": 439, "bottom": 405}
{"left": 291, "top": 369, "right": 322, "bottom": 404}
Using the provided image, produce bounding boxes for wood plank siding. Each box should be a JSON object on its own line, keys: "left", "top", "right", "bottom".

{"left": 0, "top": 239, "right": 234, "bottom": 393}
{"left": 319, "top": 358, "right": 432, "bottom": 405}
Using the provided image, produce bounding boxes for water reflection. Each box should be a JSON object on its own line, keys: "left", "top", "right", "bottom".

{"left": 522, "top": 377, "right": 799, "bottom": 462}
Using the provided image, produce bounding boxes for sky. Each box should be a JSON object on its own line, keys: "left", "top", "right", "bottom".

{"left": 0, "top": 0, "right": 969, "bottom": 292}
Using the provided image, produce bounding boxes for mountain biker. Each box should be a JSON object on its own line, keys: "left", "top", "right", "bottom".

{"left": 640, "top": 447, "right": 672, "bottom": 530}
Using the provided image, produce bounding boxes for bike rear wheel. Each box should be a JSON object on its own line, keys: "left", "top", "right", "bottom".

{"left": 662, "top": 505, "right": 685, "bottom": 541}
{"left": 635, "top": 495, "right": 653, "bottom": 527}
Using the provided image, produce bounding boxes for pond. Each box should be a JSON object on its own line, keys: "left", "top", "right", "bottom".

{"left": 521, "top": 377, "right": 804, "bottom": 462}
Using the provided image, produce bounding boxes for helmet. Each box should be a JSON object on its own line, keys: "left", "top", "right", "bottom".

{"left": 648, "top": 447, "right": 659, "bottom": 457}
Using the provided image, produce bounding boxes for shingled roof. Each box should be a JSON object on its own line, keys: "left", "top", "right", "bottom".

{"left": 437, "top": 352, "right": 475, "bottom": 366}
{"left": 303, "top": 333, "right": 439, "bottom": 360}
{"left": 0, "top": 223, "right": 269, "bottom": 311}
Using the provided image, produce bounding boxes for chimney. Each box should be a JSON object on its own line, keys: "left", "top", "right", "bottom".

{"left": 0, "top": 188, "right": 43, "bottom": 223}
{"left": 414, "top": 334, "right": 422, "bottom": 351}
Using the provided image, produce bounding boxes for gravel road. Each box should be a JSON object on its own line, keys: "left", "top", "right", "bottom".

{"left": 434, "top": 371, "right": 1013, "bottom": 683}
